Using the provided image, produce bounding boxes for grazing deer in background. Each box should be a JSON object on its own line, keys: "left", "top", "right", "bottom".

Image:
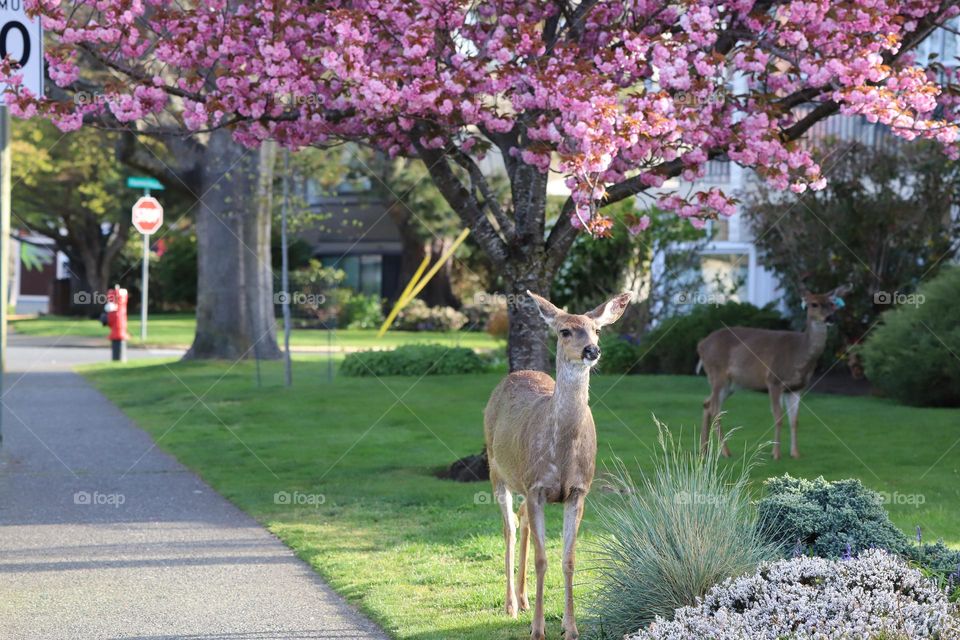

{"left": 484, "top": 290, "right": 630, "bottom": 640}
{"left": 697, "top": 286, "right": 850, "bottom": 460}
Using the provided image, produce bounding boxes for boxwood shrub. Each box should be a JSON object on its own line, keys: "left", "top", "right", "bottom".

{"left": 862, "top": 266, "right": 960, "bottom": 406}
{"left": 340, "top": 344, "right": 486, "bottom": 377}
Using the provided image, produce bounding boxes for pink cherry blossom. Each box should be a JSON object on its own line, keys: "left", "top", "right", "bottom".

{"left": 1, "top": 0, "right": 958, "bottom": 234}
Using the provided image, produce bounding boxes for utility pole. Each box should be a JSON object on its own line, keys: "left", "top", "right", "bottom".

{"left": 280, "top": 149, "right": 292, "bottom": 387}
{"left": 0, "top": 105, "right": 10, "bottom": 444}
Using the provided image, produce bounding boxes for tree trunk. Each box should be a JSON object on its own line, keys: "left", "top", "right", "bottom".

{"left": 185, "top": 131, "right": 281, "bottom": 360}
{"left": 505, "top": 165, "right": 552, "bottom": 372}
{"left": 504, "top": 262, "right": 551, "bottom": 372}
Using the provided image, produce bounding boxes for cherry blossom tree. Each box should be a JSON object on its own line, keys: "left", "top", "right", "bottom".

{"left": 5, "top": 0, "right": 960, "bottom": 369}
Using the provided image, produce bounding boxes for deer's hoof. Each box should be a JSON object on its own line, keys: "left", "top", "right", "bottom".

{"left": 772, "top": 450, "right": 781, "bottom": 461}
{"left": 517, "top": 593, "right": 530, "bottom": 612}
{"left": 791, "top": 451, "right": 800, "bottom": 459}
{"left": 562, "top": 625, "right": 580, "bottom": 639}
{"left": 505, "top": 601, "right": 518, "bottom": 619}
{"left": 530, "top": 631, "right": 546, "bottom": 640}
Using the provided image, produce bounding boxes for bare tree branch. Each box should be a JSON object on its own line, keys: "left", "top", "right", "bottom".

{"left": 414, "top": 140, "right": 509, "bottom": 266}
{"left": 449, "top": 146, "right": 516, "bottom": 241}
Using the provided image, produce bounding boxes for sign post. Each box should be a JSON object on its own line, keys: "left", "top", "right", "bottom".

{"left": 1, "top": 5, "right": 43, "bottom": 444}
{"left": 129, "top": 178, "right": 164, "bottom": 341}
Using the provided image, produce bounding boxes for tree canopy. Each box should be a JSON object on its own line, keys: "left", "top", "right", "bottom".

{"left": 6, "top": 0, "right": 960, "bottom": 368}
{"left": 6, "top": 1, "right": 960, "bottom": 258}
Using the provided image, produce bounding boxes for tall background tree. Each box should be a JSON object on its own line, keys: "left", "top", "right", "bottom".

{"left": 6, "top": 0, "right": 960, "bottom": 370}
{"left": 11, "top": 121, "right": 127, "bottom": 312}
{"left": 744, "top": 139, "right": 960, "bottom": 359}
{"left": 116, "top": 129, "right": 281, "bottom": 360}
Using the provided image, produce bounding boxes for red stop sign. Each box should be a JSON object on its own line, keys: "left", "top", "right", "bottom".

{"left": 132, "top": 196, "right": 164, "bottom": 234}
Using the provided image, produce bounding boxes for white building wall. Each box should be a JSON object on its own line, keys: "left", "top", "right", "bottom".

{"left": 651, "top": 24, "right": 960, "bottom": 313}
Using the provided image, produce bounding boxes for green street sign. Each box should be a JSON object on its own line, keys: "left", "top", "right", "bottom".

{"left": 126, "top": 176, "right": 165, "bottom": 191}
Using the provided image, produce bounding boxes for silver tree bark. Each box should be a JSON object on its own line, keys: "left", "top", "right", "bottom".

{"left": 184, "top": 130, "right": 280, "bottom": 360}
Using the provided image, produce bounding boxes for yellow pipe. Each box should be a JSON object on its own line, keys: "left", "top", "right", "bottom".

{"left": 397, "top": 253, "right": 432, "bottom": 311}
{"left": 378, "top": 253, "right": 431, "bottom": 337}
{"left": 403, "top": 228, "right": 470, "bottom": 303}
{"left": 377, "top": 228, "right": 471, "bottom": 337}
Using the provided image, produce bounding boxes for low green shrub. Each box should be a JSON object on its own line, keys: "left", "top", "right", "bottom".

{"left": 460, "top": 293, "right": 507, "bottom": 331}
{"left": 911, "top": 539, "right": 960, "bottom": 599}
{"left": 757, "top": 474, "right": 960, "bottom": 598}
{"left": 596, "top": 334, "right": 643, "bottom": 375}
{"left": 340, "top": 344, "right": 486, "bottom": 377}
{"left": 862, "top": 267, "right": 960, "bottom": 406}
{"left": 587, "top": 424, "right": 781, "bottom": 639}
{"left": 395, "top": 299, "right": 468, "bottom": 332}
{"left": 635, "top": 302, "right": 789, "bottom": 375}
{"left": 757, "top": 474, "right": 910, "bottom": 557}
{"left": 336, "top": 290, "right": 384, "bottom": 329}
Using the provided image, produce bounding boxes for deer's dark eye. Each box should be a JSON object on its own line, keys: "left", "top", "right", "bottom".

{"left": 559, "top": 329, "right": 572, "bottom": 338}
{"left": 810, "top": 303, "right": 819, "bottom": 308}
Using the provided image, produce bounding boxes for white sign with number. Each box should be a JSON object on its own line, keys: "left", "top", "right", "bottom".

{"left": 0, "top": 3, "right": 44, "bottom": 97}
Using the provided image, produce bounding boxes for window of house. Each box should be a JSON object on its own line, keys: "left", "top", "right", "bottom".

{"left": 358, "top": 255, "right": 382, "bottom": 295}
{"left": 321, "top": 255, "right": 382, "bottom": 296}
{"left": 700, "top": 253, "right": 748, "bottom": 301}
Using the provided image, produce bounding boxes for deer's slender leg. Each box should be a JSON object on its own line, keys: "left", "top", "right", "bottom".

{"left": 701, "top": 374, "right": 723, "bottom": 455}
{"left": 561, "top": 490, "right": 586, "bottom": 640}
{"left": 700, "top": 391, "right": 715, "bottom": 456}
{"left": 713, "top": 384, "right": 733, "bottom": 458}
{"left": 493, "top": 472, "right": 518, "bottom": 618}
{"left": 528, "top": 490, "right": 548, "bottom": 640}
{"left": 703, "top": 380, "right": 732, "bottom": 457}
{"left": 516, "top": 500, "right": 530, "bottom": 612}
{"left": 768, "top": 384, "right": 784, "bottom": 460}
{"left": 786, "top": 391, "right": 801, "bottom": 458}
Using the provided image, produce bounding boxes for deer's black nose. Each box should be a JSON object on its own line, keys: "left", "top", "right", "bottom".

{"left": 583, "top": 344, "right": 601, "bottom": 361}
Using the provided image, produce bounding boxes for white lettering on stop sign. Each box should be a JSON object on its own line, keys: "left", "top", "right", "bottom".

{"left": 132, "top": 196, "right": 163, "bottom": 234}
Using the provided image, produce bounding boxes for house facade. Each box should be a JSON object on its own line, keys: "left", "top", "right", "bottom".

{"left": 9, "top": 232, "right": 69, "bottom": 315}
{"left": 295, "top": 181, "right": 404, "bottom": 303}
{"left": 660, "top": 25, "right": 958, "bottom": 311}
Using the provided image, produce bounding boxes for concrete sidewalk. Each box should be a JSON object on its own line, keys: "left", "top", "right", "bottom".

{"left": 0, "top": 343, "right": 389, "bottom": 640}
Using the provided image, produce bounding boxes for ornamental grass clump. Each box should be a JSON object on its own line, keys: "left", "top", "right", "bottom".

{"left": 586, "top": 423, "right": 781, "bottom": 639}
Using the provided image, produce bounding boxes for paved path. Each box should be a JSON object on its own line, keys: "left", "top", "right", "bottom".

{"left": 0, "top": 340, "right": 389, "bottom": 640}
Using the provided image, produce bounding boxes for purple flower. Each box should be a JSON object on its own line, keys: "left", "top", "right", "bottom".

{"left": 842, "top": 543, "right": 852, "bottom": 561}
{"left": 916, "top": 526, "right": 923, "bottom": 544}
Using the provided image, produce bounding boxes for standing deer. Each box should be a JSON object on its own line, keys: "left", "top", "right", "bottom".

{"left": 484, "top": 290, "right": 630, "bottom": 640}
{"left": 697, "top": 286, "right": 849, "bottom": 460}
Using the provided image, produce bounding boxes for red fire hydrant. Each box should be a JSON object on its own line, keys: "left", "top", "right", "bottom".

{"left": 105, "top": 285, "right": 129, "bottom": 362}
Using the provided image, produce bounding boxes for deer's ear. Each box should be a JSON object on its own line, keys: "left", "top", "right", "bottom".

{"left": 586, "top": 292, "right": 631, "bottom": 327}
{"left": 527, "top": 290, "right": 562, "bottom": 328}
{"left": 831, "top": 283, "right": 853, "bottom": 298}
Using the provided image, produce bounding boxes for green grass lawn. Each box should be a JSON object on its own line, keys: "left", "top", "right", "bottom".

{"left": 81, "top": 359, "right": 960, "bottom": 640}
{"left": 12, "top": 314, "right": 502, "bottom": 351}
